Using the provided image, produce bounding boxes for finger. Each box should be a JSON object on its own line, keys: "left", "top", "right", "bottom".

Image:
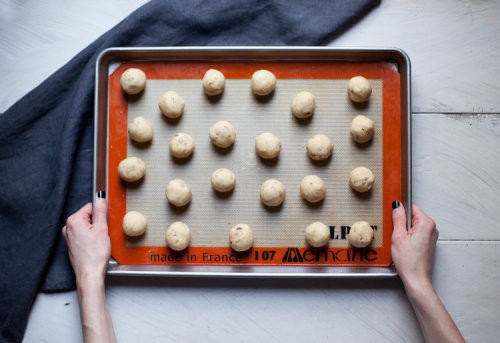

{"left": 93, "top": 191, "right": 108, "bottom": 231}
{"left": 62, "top": 225, "right": 67, "bottom": 239}
{"left": 66, "top": 203, "right": 93, "bottom": 228}
{"left": 76, "top": 203, "right": 93, "bottom": 223}
{"left": 391, "top": 200, "right": 407, "bottom": 238}
{"left": 411, "top": 203, "right": 427, "bottom": 220}
{"left": 411, "top": 204, "right": 436, "bottom": 230}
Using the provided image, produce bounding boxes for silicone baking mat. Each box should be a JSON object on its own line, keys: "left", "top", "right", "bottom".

{"left": 108, "top": 61, "right": 401, "bottom": 266}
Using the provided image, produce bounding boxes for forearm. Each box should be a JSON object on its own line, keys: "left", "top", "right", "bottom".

{"left": 77, "top": 274, "right": 117, "bottom": 343}
{"left": 405, "top": 281, "right": 464, "bottom": 343}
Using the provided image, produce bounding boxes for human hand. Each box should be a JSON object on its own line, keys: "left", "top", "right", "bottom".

{"left": 62, "top": 192, "right": 110, "bottom": 285}
{"left": 391, "top": 201, "right": 439, "bottom": 292}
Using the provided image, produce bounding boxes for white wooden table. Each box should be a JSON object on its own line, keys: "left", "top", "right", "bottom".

{"left": 1, "top": 1, "right": 499, "bottom": 342}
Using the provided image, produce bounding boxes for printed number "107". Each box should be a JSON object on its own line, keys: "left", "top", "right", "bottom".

{"left": 255, "top": 250, "right": 276, "bottom": 261}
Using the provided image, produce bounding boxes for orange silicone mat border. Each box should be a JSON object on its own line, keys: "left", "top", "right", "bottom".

{"left": 108, "top": 61, "right": 401, "bottom": 266}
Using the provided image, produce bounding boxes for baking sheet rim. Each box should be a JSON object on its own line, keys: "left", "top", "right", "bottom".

{"left": 94, "top": 46, "right": 411, "bottom": 278}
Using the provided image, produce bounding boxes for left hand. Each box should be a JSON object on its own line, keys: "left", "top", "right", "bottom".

{"left": 62, "top": 194, "right": 110, "bottom": 284}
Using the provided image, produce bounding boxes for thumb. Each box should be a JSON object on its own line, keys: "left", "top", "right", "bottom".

{"left": 392, "top": 200, "right": 407, "bottom": 238}
{"left": 93, "top": 190, "right": 108, "bottom": 230}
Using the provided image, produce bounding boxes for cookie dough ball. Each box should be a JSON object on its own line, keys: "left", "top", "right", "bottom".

{"left": 260, "top": 179, "right": 286, "bottom": 207}
{"left": 159, "top": 91, "right": 185, "bottom": 118}
{"left": 128, "top": 117, "right": 153, "bottom": 143}
{"left": 169, "top": 133, "right": 195, "bottom": 158}
{"left": 165, "top": 179, "right": 192, "bottom": 207}
{"left": 350, "top": 115, "right": 374, "bottom": 143}
{"left": 122, "top": 211, "right": 147, "bottom": 237}
{"left": 211, "top": 168, "right": 236, "bottom": 192}
{"left": 349, "top": 166, "right": 375, "bottom": 193}
{"left": 251, "top": 70, "right": 277, "bottom": 96}
{"left": 209, "top": 120, "right": 236, "bottom": 148}
{"left": 306, "top": 134, "right": 333, "bottom": 161}
{"left": 300, "top": 175, "right": 326, "bottom": 203}
{"left": 166, "top": 222, "right": 191, "bottom": 251}
{"left": 305, "top": 222, "right": 330, "bottom": 247}
{"left": 255, "top": 132, "right": 281, "bottom": 159}
{"left": 348, "top": 221, "right": 374, "bottom": 248}
{"left": 291, "top": 91, "right": 315, "bottom": 118}
{"left": 347, "top": 76, "right": 372, "bottom": 103}
{"left": 118, "top": 157, "right": 146, "bottom": 182}
{"left": 202, "top": 69, "right": 225, "bottom": 96}
{"left": 229, "top": 224, "right": 254, "bottom": 252}
{"left": 120, "top": 68, "right": 146, "bottom": 95}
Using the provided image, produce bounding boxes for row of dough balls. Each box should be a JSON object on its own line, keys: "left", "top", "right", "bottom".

{"left": 156, "top": 86, "right": 374, "bottom": 131}
{"left": 291, "top": 75, "right": 372, "bottom": 118}
{"left": 128, "top": 116, "right": 374, "bottom": 159}
{"left": 163, "top": 168, "right": 374, "bottom": 208}
{"left": 120, "top": 68, "right": 271, "bottom": 97}
{"left": 123, "top": 214, "right": 374, "bottom": 251}
{"left": 117, "top": 166, "right": 374, "bottom": 210}
{"left": 121, "top": 67, "right": 373, "bottom": 119}
{"left": 118, "top": 129, "right": 340, "bottom": 183}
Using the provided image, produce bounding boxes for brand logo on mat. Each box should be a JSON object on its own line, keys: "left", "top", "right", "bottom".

{"left": 281, "top": 247, "right": 379, "bottom": 263}
{"left": 329, "top": 225, "right": 378, "bottom": 240}
{"left": 282, "top": 248, "right": 304, "bottom": 262}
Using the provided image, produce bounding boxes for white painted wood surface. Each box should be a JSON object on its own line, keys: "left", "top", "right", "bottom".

{"left": 331, "top": 0, "right": 500, "bottom": 113}
{"left": 1, "top": 0, "right": 499, "bottom": 342}
{"left": 0, "top": 0, "right": 149, "bottom": 113}
{"left": 413, "top": 114, "right": 500, "bottom": 240}
{"left": 24, "top": 242, "right": 500, "bottom": 342}
{"left": 1, "top": 0, "right": 500, "bottom": 113}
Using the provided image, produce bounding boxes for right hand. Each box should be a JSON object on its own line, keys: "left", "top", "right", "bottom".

{"left": 391, "top": 202, "right": 439, "bottom": 290}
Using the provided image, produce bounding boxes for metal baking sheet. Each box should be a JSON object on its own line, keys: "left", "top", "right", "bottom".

{"left": 94, "top": 47, "right": 411, "bottom": 277}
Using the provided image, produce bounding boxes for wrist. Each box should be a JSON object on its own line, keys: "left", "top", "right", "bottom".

{"left": 76, "top": 276, "right": 106, "bottom": 310}
{"left": 403, "top": 277, "right": 436, "bottom": 303}
{"left": 76, "top": 270, "right": 106, "bottom": 292}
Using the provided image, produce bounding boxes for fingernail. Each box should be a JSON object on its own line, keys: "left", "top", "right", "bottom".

{"left": 97, "top": 190, "right": 106, "bottom": 199}
{"left": 392, "top": 200, "right": 400, "bottom": 209}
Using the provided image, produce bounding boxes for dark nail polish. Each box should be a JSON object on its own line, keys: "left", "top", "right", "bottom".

{"left": 97, "top": 190, "right": 106, "bottom": 199}
{"left": 392, "top": 200, "right": 400, "bottom": 209}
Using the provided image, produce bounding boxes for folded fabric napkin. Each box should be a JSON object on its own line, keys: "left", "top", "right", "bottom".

{"left": 0, "top": 0, "right": 379, "bottom": 341}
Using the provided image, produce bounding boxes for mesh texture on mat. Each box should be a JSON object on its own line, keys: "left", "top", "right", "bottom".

{"left": 125, "top": 79, "right": 383, "bottom": 248}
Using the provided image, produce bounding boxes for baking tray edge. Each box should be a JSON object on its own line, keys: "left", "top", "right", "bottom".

{"left": 93, "top": 46, "right": 411, "bottom": 278}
